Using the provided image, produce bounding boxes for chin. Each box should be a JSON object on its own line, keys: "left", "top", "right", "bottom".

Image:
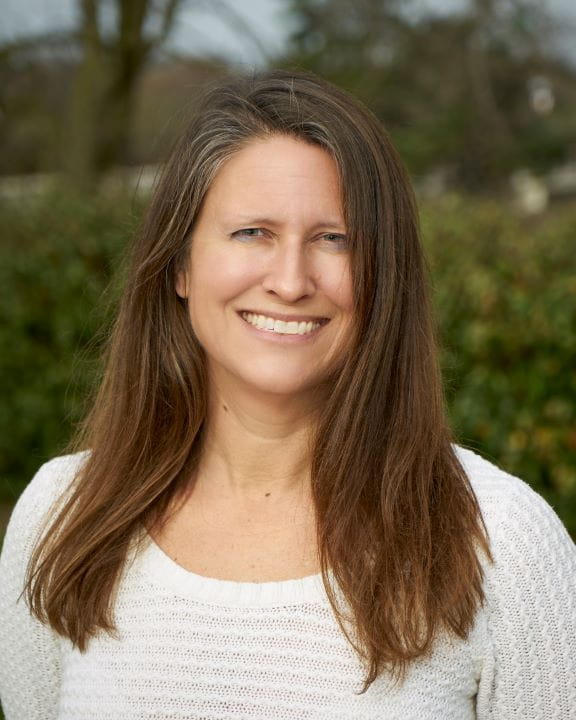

{"left": 208, "top": 356, "right": 339, "bottom": 401}
{"left": 242, "top": 372, "right": 320, "bottom": 398}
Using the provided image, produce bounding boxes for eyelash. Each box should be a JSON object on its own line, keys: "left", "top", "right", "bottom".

{"left": 231, "top": 228, "right": 265, "bottom": 240}
{"left": 231, "top": 228, "right": 348, "bottom": 248}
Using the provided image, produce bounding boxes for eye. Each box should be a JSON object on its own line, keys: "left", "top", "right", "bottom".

{"left": 231, "top": 228, "right": 265, "bottom": 241}
{"left": 320, "top": 233, "right": 348, "bottom": 250}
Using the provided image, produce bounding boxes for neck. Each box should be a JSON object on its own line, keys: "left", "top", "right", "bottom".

{"left": 195, "top": 376, "right": 319, "bottom": 501}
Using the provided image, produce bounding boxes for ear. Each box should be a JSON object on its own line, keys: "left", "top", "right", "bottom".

{"left": 175, "top": 269, "right": 188, "bottom": 299}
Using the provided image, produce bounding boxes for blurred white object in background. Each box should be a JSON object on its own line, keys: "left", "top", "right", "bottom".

{"left": 510, "top": 169, "right": 549, "bottom": 214}
{"left": 528, "top": 76, "right": 555, "bottom": 115}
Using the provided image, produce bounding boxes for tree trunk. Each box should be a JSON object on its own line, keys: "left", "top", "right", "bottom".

{"left": 97, "top": 0, "right": 150, "bottom": 169}
{"left": 63, "top": 0, "right": 106, "bottom": 191}
{"left": 63, "top": 0, "right": 184, "bottom": 189}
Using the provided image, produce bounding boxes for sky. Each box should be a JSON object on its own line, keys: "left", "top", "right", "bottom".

{"left": 2, "top": 0, "right": 576, "bottom": 66}
{"left": 2, "top": 0, "right": 292, "bottom": 65}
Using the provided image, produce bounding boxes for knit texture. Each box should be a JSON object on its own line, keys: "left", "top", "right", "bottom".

{"left": 1, "top": 447, "right": 575, "bottom": 719}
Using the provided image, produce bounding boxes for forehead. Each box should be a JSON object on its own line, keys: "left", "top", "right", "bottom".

{"left": 200, "top": 135, "right": 344, "bottom": 223}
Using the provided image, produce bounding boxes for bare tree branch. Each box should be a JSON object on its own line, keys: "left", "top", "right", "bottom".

{"left": 79, "top": 0, "right": 103, "bottom": 51}
{"left": 198, "top": 0, "right": 271, "bottom": 63}
{"left": 158, "top": 0, "right": 185, "bottom": 45}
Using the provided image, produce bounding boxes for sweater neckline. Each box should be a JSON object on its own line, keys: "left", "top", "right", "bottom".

{"left": 134, "top": 534, "right": 328, "bottom": 607}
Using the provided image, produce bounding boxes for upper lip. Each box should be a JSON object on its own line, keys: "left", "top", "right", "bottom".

{"left": 239, "top": 310, "right": 329, "bottom": 323}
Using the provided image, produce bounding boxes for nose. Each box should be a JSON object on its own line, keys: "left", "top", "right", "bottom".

{"left": 261, "top": 238, "right": 316, "bottom": 302}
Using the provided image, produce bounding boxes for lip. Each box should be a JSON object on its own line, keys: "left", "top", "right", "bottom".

{"left": 237, "top": 310, "right": 330, "bottom": 323}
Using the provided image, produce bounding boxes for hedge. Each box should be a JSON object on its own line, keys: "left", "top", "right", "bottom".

{"left": 1, "top": 191, "right": 574, "bottom": 535}
{"left": 0, "top": 192, "right": 135, "bottom": 506}
{"left": 423, "top": 196, "right": 576, "bottom": 534}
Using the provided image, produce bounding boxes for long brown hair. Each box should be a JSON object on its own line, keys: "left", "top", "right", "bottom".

{"left": 27, "top": 69, "right": 490, "bottom": 689}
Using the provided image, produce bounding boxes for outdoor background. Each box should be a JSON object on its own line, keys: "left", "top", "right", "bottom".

{"left": 1, "top": 0, "right": 575, "bottom": 556}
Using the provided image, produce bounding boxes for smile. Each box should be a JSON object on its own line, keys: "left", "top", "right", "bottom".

{"left": 240, "top": 312, "right": 327, "bottom": 335}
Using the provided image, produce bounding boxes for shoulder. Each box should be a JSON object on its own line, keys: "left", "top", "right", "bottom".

{"left": 11, "top": 451, "right": 88, "bottom": 519}
{"left": 454, "top": 444, "right": 575, "bottom": 592}
{"left": 453, "top": 444, "right": 571, "bottom": 543}
{"left": 453, "top": 449, "right": 576, "bottom": 715}
{"left": 0, "top": 454, "right": 87, "bottom": 720}
{"left": 455, "top": 444, "right": 545, "bottom": 508}
{"left": 2, "top": 451, "right": 89, "bottom": 557}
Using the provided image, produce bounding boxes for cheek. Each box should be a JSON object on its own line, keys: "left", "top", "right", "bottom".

{"left": 189, "top": 246, "right": 260, "bottom": 307}
{"left": 322, "top": 259, "right": 354, "bottom": 312}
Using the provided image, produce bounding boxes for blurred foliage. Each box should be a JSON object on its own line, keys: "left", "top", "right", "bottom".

{"left": 2, "top": 1, "right": 576, "bottom": 192}
{"left": 0, "top": 193, "right": 575, "bottom": 537}
{"left": 0, "top": 191, "right": 139, "bottom": 503}
{"left": 422, "top": 197, "right": 576, "bottom": 533}
{"left": 0, "top": 49, "right": 228, "bottom": 179}
{"left": 283, "top": 0, "right": 576, "bottom": 189}
{"left": 0, "top": 0, "right": 261, "bottom": 188}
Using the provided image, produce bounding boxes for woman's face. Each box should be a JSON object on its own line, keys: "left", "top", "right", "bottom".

{"left": 176, "top": 134, "right": 354, "bottom": 400}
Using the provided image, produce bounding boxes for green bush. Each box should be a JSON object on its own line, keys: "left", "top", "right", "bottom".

{"left": 1, "top": 193, "right": 574, "bottom": 536}
{"left": 422, "top": 196, "right": 576, "bottom": 535}
{"left": 0, "top": 191, "right": 137, "bottom": 505}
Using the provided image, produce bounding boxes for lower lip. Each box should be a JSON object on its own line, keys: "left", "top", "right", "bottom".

{"left": 237, "top": 313, "right": 328, "bottom": 343}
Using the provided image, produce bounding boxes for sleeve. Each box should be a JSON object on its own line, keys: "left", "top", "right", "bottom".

{"left": 0, "top": 461, "right": 65, "bottom": 720}
{"left": 478, "top": 479, "right": 576, "bottom": 719}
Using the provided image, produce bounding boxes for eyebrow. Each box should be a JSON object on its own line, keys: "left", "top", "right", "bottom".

{"left": 225, "top": 216, "right": 347, "bottom": 232}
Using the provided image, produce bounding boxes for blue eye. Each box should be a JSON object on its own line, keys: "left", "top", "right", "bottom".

{"left": 322, "top": 233, "right": 348, "bottom": 249}
{"left": 231, "top": 228, "right": 264, "bottom": 241}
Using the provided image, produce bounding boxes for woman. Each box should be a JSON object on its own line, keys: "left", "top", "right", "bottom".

{"left": 0, "top": 70, "right": 574, "bottom": 719}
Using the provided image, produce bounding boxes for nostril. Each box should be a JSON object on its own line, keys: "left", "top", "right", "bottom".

{"left": 262, "top": 269, "right": 315, "bottom": 300}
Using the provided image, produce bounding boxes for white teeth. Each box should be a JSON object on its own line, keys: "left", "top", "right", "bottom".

{"left": 241, "top": 312, "right": 322, "bottom": 335}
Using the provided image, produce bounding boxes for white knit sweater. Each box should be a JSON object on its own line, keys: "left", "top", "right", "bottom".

{"left": 1, "top": 447, "right": 575, "bottom": 719}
